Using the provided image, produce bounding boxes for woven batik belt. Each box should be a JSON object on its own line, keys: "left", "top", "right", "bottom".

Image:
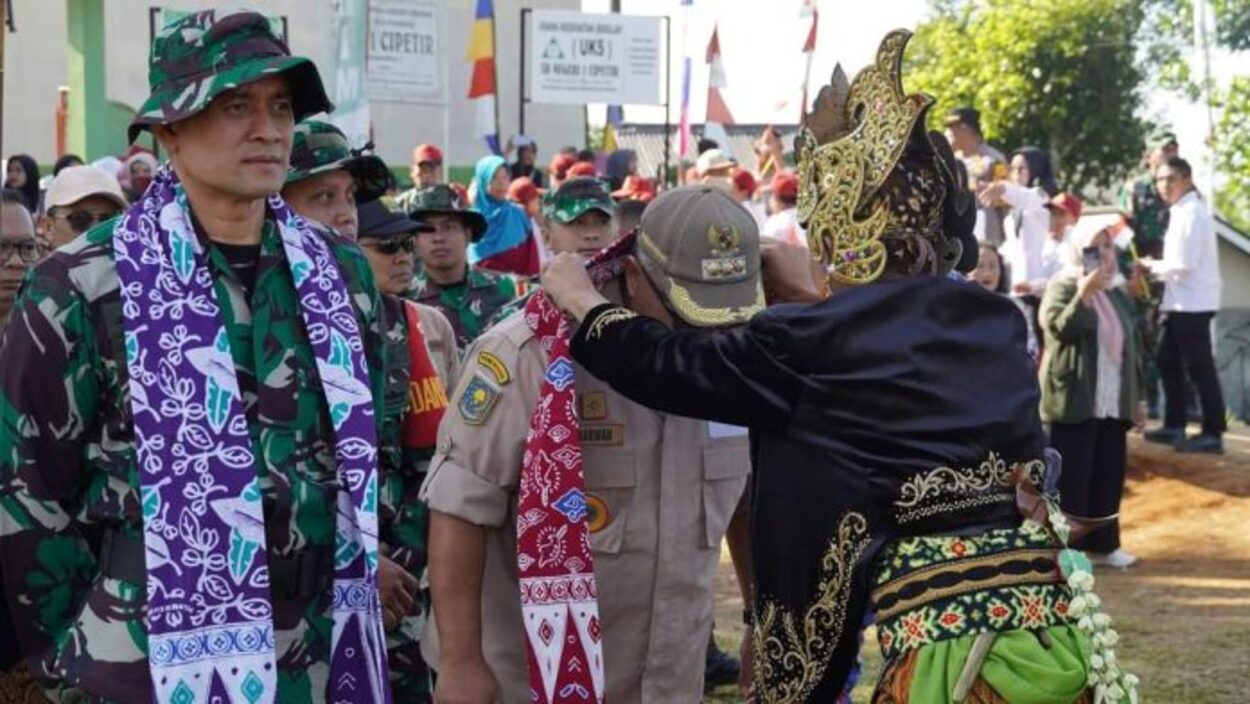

{"left": 871, "top": 522, "right": 1074, "bottom": 661}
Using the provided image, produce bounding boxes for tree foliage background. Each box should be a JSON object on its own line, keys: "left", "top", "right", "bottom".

{"left": 1213, "top": 77, "right": 1250, "bottom": 230}
{"left": 904, "top": 0, "right": 1148, "bottom": 195}
{"left": 903, "top": 0, "right": 1248, "bottom": 228}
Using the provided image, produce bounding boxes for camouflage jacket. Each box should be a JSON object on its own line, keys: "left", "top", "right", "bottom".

{"left": 1122, "top": 175, "right": 1170, "bottom": 246}
{"left": 0, "top": 216, "right": 425, "bottom": 703}
{"left": 377, "top": 295, "right": 462, "bottom": 703}
{"left": 409, "top": 266, "right": 517, "bottom": 349}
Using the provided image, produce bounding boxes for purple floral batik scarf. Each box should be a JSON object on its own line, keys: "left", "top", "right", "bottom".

{"left": 114, "top": 166, "right": 389, "bottom": 703}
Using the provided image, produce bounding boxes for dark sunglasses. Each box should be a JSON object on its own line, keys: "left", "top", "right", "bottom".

{"left": 363, "top": 237, "right": 416, "bottom": 255}
{"left": 0, "top": 240, "right": 45, "bottom": 264}
{"left": 55, "top": 209, "right": 123, "bottom": 235}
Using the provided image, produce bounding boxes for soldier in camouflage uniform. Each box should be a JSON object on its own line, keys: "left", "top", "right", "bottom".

{"left": 407, "top": 185, "right": 517, "bottom": 348}
{"left": 282, "top": 119, "right": 392, "bottom": 240}
{"left": 282, "top": 125, "right": 443, "bottom": 702}
{"left": 0, "top": 10, "right": 413, "bottom": 702}
{"left": 1119, "top": 132, "right": 1178, "bottom": 417}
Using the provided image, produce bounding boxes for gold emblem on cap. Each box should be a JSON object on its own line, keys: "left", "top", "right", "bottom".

{"left": 702, "top": 224, "right": 748, "bottom": 280}
{"left": 707, "top": 225, "right": 743, "bottom": 257}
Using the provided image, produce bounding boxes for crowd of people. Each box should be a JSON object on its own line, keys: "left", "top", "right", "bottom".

{"left": 0, "top": 9, "right": 1230, "bottom": 704}
{"left": 944, "top": 108, "right": 1227, "bottom": 569}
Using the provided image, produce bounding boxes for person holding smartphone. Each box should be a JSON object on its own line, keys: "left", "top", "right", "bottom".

{"left": 1038, "top": 226, "right": 1149, "bottom": 569}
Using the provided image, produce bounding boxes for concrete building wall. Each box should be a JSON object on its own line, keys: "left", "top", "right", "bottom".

{"left": 4, "top": 0, "right": 585, "bottom": 175}
{"left": 1216, "top": 237, "right": 1250, "bottom": 420}
{"left": 3, "top": 0, "right": 68, "bottom": 162}
{"left": 1218, "top": 237, "right": 1250, "bottom": 312}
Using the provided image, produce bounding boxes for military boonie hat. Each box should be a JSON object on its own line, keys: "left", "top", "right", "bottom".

{"left": 285, "top": 120, "right": 393, "bottom": 204}
{"left": 128, "top": 9, "right": 332, "bottom": 143}
{"left": 542, "top": 177, "right": 615, "bottom": 224}
{"left": 637, "top": 185, "right": 764, "bottom": 328}
{"left": 404, "top": 185, "right": 488, "bottom": 242}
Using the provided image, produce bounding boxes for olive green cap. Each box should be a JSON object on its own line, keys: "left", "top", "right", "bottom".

{"left": 542, "top": 177, "right": 615, "bottom": 223}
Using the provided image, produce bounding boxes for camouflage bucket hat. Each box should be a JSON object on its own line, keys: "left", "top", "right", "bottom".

{"left": 285, "top": 120, "right": 393, "bottom": 204}
{"left": 542, "top": 177, "right": 616, "bottom": 224}
{"left": 128, "top": 9, "right": 333, "bottom": 143}
{"left": 405, "top": 185, "right": 488, "bottom": 241}
{"left": 636, "top": 185, "right": 764, "bottom": 328}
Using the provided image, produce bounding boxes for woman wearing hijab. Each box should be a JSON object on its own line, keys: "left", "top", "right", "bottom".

{"left": 604, "top": 149, "right": 637, "bottom": 191}
{"left": 980, "top": 146, "right": 1058, "bottom": 297}
{"left": 469, "top": 155, "right": 540, "bottom": 278}
{"left": 4, "top": 155, "right": 41, "bottom": 214}
{"left": 1039, "top": 225, "right": 1147, "bottom": 570}
{"left": 118, "top": 150, "right": 159, "bottom": 202}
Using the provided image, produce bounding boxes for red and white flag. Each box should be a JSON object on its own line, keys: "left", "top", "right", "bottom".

{"left": 704, "top": 24, "right": 734, "bottom": 156}
{"left": 799, "top": 0, "right": 819, "bottom": 119}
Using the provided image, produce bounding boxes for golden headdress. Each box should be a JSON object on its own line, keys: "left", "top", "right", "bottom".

{"left": 795, "top": 30, "right": 976, "bottom": 286}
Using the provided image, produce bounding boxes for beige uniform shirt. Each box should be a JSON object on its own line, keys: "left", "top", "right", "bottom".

{"left": 421, "top": 312, "right": 750, "bottom": 703}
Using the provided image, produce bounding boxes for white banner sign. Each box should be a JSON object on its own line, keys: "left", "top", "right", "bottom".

{"left": 529, "top": 10, "right": 663, "bottom": 106}
{"left": 328, "top": 0, "right": 370, "bottom": 148}
{"left": 367, "top": 0, "right": 445, "bottom": 103}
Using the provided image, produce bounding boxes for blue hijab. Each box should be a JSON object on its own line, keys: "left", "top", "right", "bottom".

{"left": 470, "top": 155, "right": 532, "bottom": 263}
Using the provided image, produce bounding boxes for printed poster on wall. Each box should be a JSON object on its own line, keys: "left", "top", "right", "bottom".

{"left": 367, "top": 0, "right": 446, "bottom": 104}
{"left": 529, "top": 10, "right": 663, "bottom": 106}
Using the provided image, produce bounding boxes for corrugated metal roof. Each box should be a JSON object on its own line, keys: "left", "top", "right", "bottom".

{"left": 614, "top": 123, "right": 800, "bottom": 181}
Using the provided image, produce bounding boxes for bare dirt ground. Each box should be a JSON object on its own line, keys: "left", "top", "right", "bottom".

{"left": 706, "top": 426, "right": 1250, "bottom": 703}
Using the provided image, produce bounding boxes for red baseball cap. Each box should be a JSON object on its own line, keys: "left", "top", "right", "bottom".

{"left": 1047, "top": 192, "right": 1082, "bottom": 221}
{"left": 611, "top": 175, "right": 656, "bottom": 202}
{"left": 732, "top": 168, "right": 757, "bottom": 196}
{"left": 412, "top": 143, "right": 443, "bottom": 165}
{"left": 772, "top": 170, "right": 799, "bottom": 200}
{"left": 549, "top": 153, "right": 576, "bottom": 179}
{"left": 567, "top": 161, "right": 598, "bottom": 178}
{"left": 508, "top": 176, "right": 543, "bottom": 205}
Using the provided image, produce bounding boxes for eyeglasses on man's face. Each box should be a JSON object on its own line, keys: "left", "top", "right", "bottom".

{"left": 0, "top": 240, "right": 45, "bottom": 264}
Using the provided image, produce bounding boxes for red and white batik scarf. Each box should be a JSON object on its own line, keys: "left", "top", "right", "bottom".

{"left": 516, "top": 233, "right": 635, "bottom": 703}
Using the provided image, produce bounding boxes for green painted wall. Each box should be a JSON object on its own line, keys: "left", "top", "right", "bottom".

{"left": 67, "top": 0, "right": 135, "bottom": 160}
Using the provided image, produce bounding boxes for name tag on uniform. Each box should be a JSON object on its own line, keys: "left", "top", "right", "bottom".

{"left": 708, "top": 422, "right": 748, "bottom": 439}
{"left": 581, "top": 424, "right": 624, "bottom": 445}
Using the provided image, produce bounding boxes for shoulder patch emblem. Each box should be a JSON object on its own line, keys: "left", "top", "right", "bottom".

{"left": 458, "top": 372, "right": 501, "bottom": 425}
{"left": 477, "top": 350, "right": 511, "bottom": 385}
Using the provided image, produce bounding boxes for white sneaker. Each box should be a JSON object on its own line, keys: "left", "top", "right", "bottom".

{"left": 1090, "top": 549, "right": 1137, "bottom": 569}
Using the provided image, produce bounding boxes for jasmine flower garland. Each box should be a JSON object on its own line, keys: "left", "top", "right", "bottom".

{"left": 1045, "top": 498, "right": 1140, "bottom": 704}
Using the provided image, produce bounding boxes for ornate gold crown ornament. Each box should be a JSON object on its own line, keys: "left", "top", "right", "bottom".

{"left": 796, "top": 30, "right": 973, "bottom": 287}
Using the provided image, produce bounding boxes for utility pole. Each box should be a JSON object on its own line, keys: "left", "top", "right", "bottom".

{"left": 1196, "top": 0, "right": 1218, "bottom": 198}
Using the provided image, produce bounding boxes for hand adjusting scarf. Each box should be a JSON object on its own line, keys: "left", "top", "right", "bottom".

{"left": 114, "top": 165, "right": 390, "bottom": 703}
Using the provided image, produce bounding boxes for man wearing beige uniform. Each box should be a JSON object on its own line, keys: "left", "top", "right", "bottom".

{"left": 424, "top": 182, "right": 761, "bottom": 703}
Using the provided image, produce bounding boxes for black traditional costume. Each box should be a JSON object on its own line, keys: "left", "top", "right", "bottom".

{"left": 563, "top": 31, "right": 1137, "bottom": 704}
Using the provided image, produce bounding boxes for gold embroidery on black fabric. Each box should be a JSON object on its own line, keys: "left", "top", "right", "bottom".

{"left": 893, "top": 452, "right": 1045, "bottom": 524}
{"left": 754, "top": 511, "right": 871, "bottom": 703}
{"left": 585, "top": 307, "right": 637, "bottom": 341}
